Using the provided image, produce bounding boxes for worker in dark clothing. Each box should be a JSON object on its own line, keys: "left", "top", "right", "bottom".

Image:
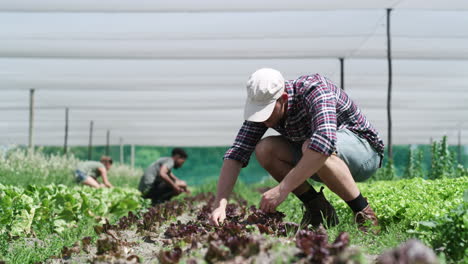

{"left": 138, "top": 148, "right": 189, "bottom": 205}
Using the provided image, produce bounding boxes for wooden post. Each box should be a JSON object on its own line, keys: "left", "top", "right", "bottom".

{"left": 339, "top": 57, "right": 344, "bottom": 90}
{"left": 88, "top": 121, "right": 94, "bottom": 160}
{"left": 28, "top": 89, "right": 35, "bottom": 152}
{"left": 131, "top": 144, "right": 135, "bottom": 168}
{"left": 386, "top": 8, "right": 393, "bottom": 160}
{"left": 106, "top": 129, "right": 110, "bottom": 156}
{"left": 64, "top": 107, "right": 69, "bottom": 154}
{"left": 119, "top": 137, "right": 124, "bottom": 164}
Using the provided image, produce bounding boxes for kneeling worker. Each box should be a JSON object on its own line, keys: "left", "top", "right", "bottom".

{"left": 138, "top": 148, "right": 189, "bottom": 205}
{"left": 75, "top": 156, "right": 114, "bottom": 188}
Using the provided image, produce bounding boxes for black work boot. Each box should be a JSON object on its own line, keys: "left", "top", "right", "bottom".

{"left": 300, "top": 187, "right": 339, "bottom": 229}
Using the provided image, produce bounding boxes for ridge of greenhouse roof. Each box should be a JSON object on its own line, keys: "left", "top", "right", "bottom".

{"left": 1, "top": 0, "right": 468, "bottom": 12}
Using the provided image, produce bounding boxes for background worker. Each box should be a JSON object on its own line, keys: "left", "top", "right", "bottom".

{"left": 74, "top": 156, "right": 114, "bottom": 188}
{"left": 138, "top": 148, "right": 190, "bottom": 205}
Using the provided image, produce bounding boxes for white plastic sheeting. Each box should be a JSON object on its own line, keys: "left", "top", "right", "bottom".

{"left": 0, "top": 1, "right": 467, "bottom": 146}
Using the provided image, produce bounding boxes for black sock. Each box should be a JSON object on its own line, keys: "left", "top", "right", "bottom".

{"left": 297, "top": 187, "right": 320, "bottom": 203}
{"left": 346, "top": 193, "right": 368, "bottom": 212}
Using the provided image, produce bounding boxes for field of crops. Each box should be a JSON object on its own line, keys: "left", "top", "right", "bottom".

{"left": 0, "top": 144, "right": 467, "bottom": 264}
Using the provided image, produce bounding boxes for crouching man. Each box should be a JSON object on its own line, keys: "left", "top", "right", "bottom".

{"left": 210, "top": 68, "right": 384, "bottom": 232}
{"left": 75, "top": 156, "right": 113, "bottom": 188}
{"left": 138, "top": 148, "right": 190, "bottom": 205}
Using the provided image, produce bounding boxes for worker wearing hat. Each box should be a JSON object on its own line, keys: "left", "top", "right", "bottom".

{"left": 210, "top": 68, "right": 384, "bottom": 233}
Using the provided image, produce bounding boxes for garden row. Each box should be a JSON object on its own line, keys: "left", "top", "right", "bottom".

{"left": 0, "top": 185, "right": 148, "bottom": 263}
{"left": 2, "top": 176, "right": 461, "bottom": 263}
{"left": 44, "top": 184, "right": 465, "bottom": 264}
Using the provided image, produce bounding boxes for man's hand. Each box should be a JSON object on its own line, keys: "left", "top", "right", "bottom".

{"left": 259, "top": 185, "right": 288, "bottom": 213}
{"left": 172, "top": 185, "right": 184, "bottom": 194}
{"left": 210, "top": 205, "right": 227, "bottom": 226}
{"left": 176, "top": 180, "right": 187, "bottom": 188}
{"left": 175, "top": 180, "right": 190, "bottom": 194}
{"left": 101, "top": 182, "right": 113, "bottom": 188}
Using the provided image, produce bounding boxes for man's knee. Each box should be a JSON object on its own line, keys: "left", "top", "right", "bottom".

{"left": 255, "top": 136, "right": 278, "bottom": 165}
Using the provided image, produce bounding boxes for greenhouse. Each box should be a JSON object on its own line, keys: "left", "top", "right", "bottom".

{"left": 0, "top": 1, "right": 467, "bottom": 263}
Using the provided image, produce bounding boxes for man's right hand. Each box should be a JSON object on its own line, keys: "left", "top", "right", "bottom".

{"left": 173, "top": 185, "right": 183, "bottom": 194}
{"left": 210, "top": 205, "right": 227, "bottom": 226}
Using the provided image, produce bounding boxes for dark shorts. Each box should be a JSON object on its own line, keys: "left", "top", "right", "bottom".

{"left": 143, "top": 181, "right": 177, "bottom": 205}
{"left": 290, "top": 129, "right": 382, "bottom": 182}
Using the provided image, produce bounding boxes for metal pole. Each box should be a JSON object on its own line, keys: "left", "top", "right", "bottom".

{"left": 88, "top": 121, "right": 94, "bottom": 160}
{"left": 28, "top": 89, "right": 35, "bottom": 152}
{"left": 119, "top": 137, "right": 124, "bottom": 164}
{"left": 64, "top": 107, "right": 69, "bottom": 154}
{"left": 106, "top": 129, "right": 110, "bottom": 156}
{"left": 339, "top": 57, "right": 344, "bottom": 90}
{"left": 458, "top": 123, "right": 462, "bottom": 164}
{"left": 386, "top": 8, "right": 393, "bottom": 160}
{"left": 131, "top": 144, "right": 135, "bottom": 168}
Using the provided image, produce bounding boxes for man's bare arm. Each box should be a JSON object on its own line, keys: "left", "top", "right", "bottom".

{"left": 169, "top": 172, "right": 180, "bottom": 182}
{"left": 209, "top": 159, "right": 242, "bottom": 226}
{"left": 214, "top": 159, "right": 242, "bottom": 206}
{"left": 159, "top": 165, "right": 181, "bottom": 192}
{"left": 98, "top": 167, "right": 113, "bottom": 188}
{"left": 259, "top": 148, "right": 328, "bottom": 212}
{"left": 279, "top": 149, "right": 327, "bottom": 194}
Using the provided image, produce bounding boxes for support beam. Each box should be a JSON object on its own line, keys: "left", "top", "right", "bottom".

{"left": 28, "top": 88, "right": 35, "bottom": 152}
{"left": 64, "top": 107, "right": 69, "bottom": 154}
{"left": 458, "top": 123, "right": 462, "bottom": 164}
{"left": 88, "top": 121, "right": 94, "bottom": 160}
{"left": 131, "top": 144, "right": 135, "bottom": 168}
{"left": 339, "top": 57, "right": 344, "bottom": 90}
{"left": 119, "top": 137, "right": 124, "bottom": 164}
{"left": 106, "top": 129, "right": 110, "bottom": 156}
{"left": 386, "top": 8, "right": 393, "bottom": 160}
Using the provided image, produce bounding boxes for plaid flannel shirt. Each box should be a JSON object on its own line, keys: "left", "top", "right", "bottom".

{"left": 224, "top": 73, "right": 385, "bottom": 167}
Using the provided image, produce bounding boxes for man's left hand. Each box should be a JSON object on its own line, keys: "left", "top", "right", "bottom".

{"left": 259, "top": 185, "right": 288, "bottom": 213}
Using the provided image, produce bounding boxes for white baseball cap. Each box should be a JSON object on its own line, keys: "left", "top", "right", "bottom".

{"left": 244, "top": 68, "right": 285, "bottom": 122}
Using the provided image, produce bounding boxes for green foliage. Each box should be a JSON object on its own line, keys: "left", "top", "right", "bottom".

{"left": 403, "top": 147, "right": 425, "bottom": 179}
{"left": 430, "top": 136, "right": 456, "bottom": 179}
{"left": 0, "top": 184, "right": 148, "bottom": 237}
{"left": 372, "top": 158, "right": 396, "bottom": 181}
{"left": 411, "top": 190, "right": 468, "bottom": 262}
{"left": 0, "top": 148, "right": 78, "bottom": 186}
{"left": 333, "top": 177, "right": 467, "bottom": 262}
{"left": 0, "top": 148, "right": 142, "bottom": 188}
{"left": 353, "top": 177, "right": 467, "bottom": 230}
{"left": 231, "top": 177, "right": 467, "bottom": 261}
{"left": 456, "top": 164, "right": 468, "bottom": 178}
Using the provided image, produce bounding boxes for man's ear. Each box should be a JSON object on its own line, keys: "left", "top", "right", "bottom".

{"left": 281, "top": 92, "right": 288, "bottom": 102}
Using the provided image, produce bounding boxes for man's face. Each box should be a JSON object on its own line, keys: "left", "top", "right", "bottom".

{"left": 263, "top": 94, "right": 287, "bottom": 128}
{"left": 103, "top": 162, "right": 112, "bottom": 171}
{"left": 174, "top": 156, "right": 186, "bottom": 169}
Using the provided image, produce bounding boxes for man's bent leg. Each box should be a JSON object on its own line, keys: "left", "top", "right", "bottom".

{"left": 312, "top": 142, "right": 379, "bottom": 233}
{"left": 316, "top": 154, "right": 360, "bottom": 201}
{"left": 82, "top": 177, "right": 101, "bottom": 188}
{"left": 255, "top": 136, "right": 312, "bottom": 196}
{"left": 145, "top": 182, "right": 176, "bottom": 205}
{"left": 256, "top": 136, "right": 338, "bottom": 228}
